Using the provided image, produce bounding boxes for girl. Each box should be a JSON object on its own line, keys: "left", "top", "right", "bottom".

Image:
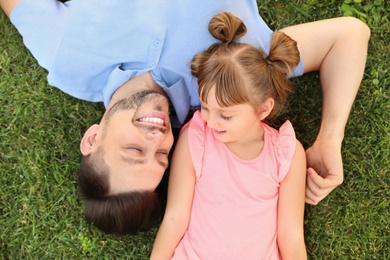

{"left": 151, "top": 12, "right": 307, "bottom": 259}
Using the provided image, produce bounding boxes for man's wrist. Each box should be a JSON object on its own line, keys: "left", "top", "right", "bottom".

{"left": 316, "top": 125, "right": 344, "bottom": 147}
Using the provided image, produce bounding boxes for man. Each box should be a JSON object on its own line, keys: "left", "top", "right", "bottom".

{"left": 0, "top": 0, "right": 370, "bottom": 234}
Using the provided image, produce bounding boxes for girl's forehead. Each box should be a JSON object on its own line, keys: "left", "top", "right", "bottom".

{"left": 202, "top": 98, "right": 252, "bottom": 113}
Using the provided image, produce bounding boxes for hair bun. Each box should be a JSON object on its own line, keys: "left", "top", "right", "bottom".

{"left": 208, "top": 12, "right": 247, "bottom": 43}
{"left": 266, "top": 31, "right": 300, "bottom": 74}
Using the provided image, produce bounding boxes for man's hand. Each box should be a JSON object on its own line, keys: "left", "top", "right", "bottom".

{"left": 305, "top": 140, "right": 344, "bottom": 205}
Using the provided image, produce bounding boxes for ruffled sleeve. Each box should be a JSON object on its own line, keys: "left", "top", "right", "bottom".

{"left": 186, "top": 111, "right": 206, "bottom": 180}
{"left": 276, "top": 120, "right": 297, "bottom": 182}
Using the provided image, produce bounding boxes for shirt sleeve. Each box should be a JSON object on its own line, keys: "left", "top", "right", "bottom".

{"left": 10, "top": 0, "right": 68, "bottom": 71}
{"left": 276, "top": 120, "right": 297, "bottom": 182}
{"left": 186, "top": 111, "right": 206, "bottom": 180}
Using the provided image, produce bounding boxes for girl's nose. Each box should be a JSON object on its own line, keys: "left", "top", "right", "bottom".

{"left": 206, "top": 113, "right": 218, "bottom": 129}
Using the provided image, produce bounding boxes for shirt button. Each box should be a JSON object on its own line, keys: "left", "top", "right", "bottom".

{"left": 151, "top": 62, "right": 156, "bottom": 68}
{"left": 154, "top": 40, "right": 160, "bottom": 47}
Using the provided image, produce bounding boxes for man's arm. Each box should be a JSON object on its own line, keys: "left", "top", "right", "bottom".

{"left": 281, "top": 17, "right": 370, "bottom": 204}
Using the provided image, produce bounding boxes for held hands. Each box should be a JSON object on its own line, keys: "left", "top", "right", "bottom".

{"left": 305, "top": 140, "right": 344, "bottom": 205}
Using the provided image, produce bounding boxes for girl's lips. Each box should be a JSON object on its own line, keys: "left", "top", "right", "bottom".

{"left": 213, "top": 129, "right": 226, "bottom": 135}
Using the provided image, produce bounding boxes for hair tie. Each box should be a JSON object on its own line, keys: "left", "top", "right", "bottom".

{"left": 264, "top": 56, "right": 274, "bottom": 66}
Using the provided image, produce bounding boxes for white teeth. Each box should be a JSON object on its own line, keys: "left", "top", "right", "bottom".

{"left": 139, "top": 117, "right": 164, "bottom": 125}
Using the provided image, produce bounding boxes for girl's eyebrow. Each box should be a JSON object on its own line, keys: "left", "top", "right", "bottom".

{"left": 201, "top": 101, "right": 237, "bottom": 113}
{"left": 218, "top": 107, "right": 236, "bottom": 113}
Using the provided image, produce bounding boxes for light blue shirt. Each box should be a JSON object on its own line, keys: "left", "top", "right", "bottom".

{"left": 11, "top": 0, "right": 304, "bottom": 126}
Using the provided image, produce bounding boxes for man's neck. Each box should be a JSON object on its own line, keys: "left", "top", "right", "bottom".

{"left": 107, "top": 71, "right": 164, "bottom": 111}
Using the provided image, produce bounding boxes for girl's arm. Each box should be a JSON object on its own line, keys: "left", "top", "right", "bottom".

{"left": 150, "top": 127, "right": 196, "bottom": 260}
{"left": 277, "top": 140, "right": 307, "bottom": 260}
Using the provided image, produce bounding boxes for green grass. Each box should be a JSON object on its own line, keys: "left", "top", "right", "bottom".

{"left": 1, "top": 0, "right": 389, "bottom": 259}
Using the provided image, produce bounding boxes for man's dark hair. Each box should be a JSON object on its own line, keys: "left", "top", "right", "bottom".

{"left": 77, "top": 148, "right": 161, "bottom": 235}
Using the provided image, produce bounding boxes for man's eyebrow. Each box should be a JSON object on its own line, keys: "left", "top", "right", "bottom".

{"left": 121, "top": 156, "right": 145, "bottom": 165}
{"left": 120, "top": 156, "right": 168, "bottom": 169}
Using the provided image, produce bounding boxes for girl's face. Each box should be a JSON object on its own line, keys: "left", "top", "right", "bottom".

{"left": 200, "top": 88, "right": 263, "bottom": 144}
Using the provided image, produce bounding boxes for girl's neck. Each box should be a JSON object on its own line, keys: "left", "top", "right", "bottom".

{"left": 225, "top": 125, "right": 265, "bottom": 160}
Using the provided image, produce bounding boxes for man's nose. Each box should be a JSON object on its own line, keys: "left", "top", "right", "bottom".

{"left": 145, "top": 130, "right": 164, "bottom": 143}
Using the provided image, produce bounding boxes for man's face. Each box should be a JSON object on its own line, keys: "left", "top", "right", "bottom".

{"left": 91, "top": 90, "right": 174, "bottom": 194}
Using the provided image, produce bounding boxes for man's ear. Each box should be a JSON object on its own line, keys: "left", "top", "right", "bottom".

{"left": 258, "top": 98, "right": 275, "bottom": 120}
{"left": 80, "top": 124, "right": 100, "bottom": 156}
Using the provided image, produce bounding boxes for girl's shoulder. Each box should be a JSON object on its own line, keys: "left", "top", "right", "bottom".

{"left": 263, "top": 121, "right": 297, "bottom": 182}
{"left": 182, "top": 111, "right": 206, "bottom": 178}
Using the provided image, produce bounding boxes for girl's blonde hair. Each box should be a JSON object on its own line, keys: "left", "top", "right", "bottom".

{"left": 191, "top": 12, "right": 300, "bottom": 118}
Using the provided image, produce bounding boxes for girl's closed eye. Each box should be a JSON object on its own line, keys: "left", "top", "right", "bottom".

{"left": 220, "top": 114, "right": 231, "bottom": 120}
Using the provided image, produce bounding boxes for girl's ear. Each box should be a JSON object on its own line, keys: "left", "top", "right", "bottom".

{"left": 257, "top": 98, "right": 275, "bottom": 120}
{"left": 80, "top": 124, "right": 100, "bottom": 156}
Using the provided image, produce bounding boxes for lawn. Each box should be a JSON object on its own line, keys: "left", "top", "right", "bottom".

{"left": 0, "top": 0, "right": 389, "bottom": 259}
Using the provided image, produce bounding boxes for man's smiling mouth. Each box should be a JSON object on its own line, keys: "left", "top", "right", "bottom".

{"left": 138, "top": 117, "right": 165, "bottom": 126}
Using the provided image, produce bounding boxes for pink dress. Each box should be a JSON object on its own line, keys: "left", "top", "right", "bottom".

{"left": 172, "top": 111, "right": 296, "bottom": 260}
